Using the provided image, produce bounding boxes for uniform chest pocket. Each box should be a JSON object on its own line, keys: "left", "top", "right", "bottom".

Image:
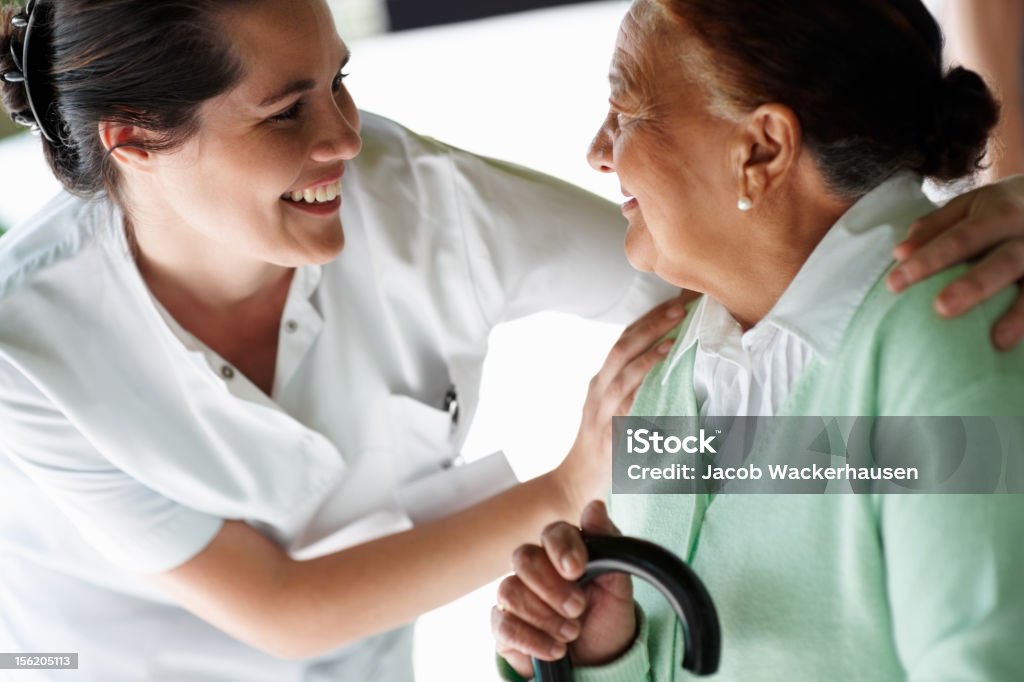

{"left": 385, "top": 392, "right": 459, "bottom": 486}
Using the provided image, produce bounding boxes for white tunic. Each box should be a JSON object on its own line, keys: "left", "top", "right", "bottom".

{"left": 0, "top": 112, "right": 675, "bottom": 681}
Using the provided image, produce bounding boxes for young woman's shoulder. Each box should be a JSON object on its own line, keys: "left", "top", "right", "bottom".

{"left": 0, "top": 191, "right": 109, "bottom": 303}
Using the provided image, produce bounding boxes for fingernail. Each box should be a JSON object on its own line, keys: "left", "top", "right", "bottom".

{"left": 559, "top": 620, "right": 580, "bottom": 640}
{"left": 563, "top": 593, "right": 585, "bottom": 618}
{"left": 940, "top": 287, "right": 962, "bottom": 312}
{"left": 888, "top": 268, "right": 907, "bottom": 292}
{"left": 560, "top": 553, "right": 576, "bottom": 575}
{"left": 666, "top": 304, "right": 683, "bottom": 319}
{"left": 549, "top": 643, "right": 567, "bottom": 659}
{"left": 657, "top": 340, "right": 673, "bottom": 355}
{"left": 996, "top": 325, "right": 1019, "bottom": 350}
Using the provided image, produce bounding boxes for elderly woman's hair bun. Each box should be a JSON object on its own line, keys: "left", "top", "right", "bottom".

{"left": 665, "top": 0, "right": 1000, "bottom": 198}
{"left": 922, "top": 66, "right": 1000, "bottom": 181}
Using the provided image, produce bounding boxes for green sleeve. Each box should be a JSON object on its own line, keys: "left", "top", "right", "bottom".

{"left": 496, "top": 606, "right": 653, "bottom": 682}
{"left": 874, "top": 270, "right": 1024, "bottom": 416}
{"left": 879, "top": 493, "right": 1024, "bottom": 679}
{"left": 874, "top": 266, "right": 1024, "bottom": 676}
{"left": 496, "top": 654, "right": 528, "bottom": 682}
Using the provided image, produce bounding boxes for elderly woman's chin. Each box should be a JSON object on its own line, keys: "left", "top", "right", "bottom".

{"left": 623, "top": 223, "right": 660, "bottom": 273}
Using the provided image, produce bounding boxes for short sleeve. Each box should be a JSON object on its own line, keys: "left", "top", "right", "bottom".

{"left": 447, "top": 148, "right": 678, "bottom": 327}
{"left": 0, "top": 359, "right": 224, "bottom": 573}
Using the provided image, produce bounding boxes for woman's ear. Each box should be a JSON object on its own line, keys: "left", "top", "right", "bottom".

{"left": 97, "top": 121, "right": 154, "bottom": 172}
{"left": 732, "top": 103, "right": 802, "bottom": 208}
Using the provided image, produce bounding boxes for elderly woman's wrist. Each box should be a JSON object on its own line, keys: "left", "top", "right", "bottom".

{"left": 573, "top": 615, "right": 638, "bottom": 667}
{"left": 573, "top": 604, "right": 650, "bottom": 682}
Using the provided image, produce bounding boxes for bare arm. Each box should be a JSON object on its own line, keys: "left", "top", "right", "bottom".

{"left": 150, "top": 295, "right": 688, "bottom": 660}
{"left": 946, "top": 0, "right": 1024, "bottom": 179}
{"left": 155, "top": 474, "right": 573, "bottom": 660}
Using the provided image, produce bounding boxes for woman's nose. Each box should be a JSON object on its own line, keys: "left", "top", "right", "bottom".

{"left": 587, "top": 115, "right": 615, "bottom": 173}
{"left": 312, "top": 104, "right": 362, "bottom": 163}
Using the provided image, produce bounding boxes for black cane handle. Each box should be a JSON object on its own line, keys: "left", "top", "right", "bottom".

{"left": 531, "top": 535, "right": 721, "bottom": 681}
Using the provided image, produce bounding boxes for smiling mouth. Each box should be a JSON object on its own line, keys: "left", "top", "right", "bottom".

{"left": 281, "top": 179, "right": 342, "bottom": 205}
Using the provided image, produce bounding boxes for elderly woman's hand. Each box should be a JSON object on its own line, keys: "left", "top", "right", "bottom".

{"left": 492, "top": 501, "right": 636, "bottom": 679}
{"left": 887, "top": 175, "right": 1024, "bottom": 350}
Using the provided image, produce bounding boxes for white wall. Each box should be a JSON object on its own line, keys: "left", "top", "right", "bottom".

{"left": 339, "top": 6, "right": 634, "bottom": 680}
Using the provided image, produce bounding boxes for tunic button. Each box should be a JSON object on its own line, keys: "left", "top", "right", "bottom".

{"left": 285, "top": 320, "right": 299, "bottom": 333}
{"left": 220, "top": 365, "right": 235, "bottom": 379}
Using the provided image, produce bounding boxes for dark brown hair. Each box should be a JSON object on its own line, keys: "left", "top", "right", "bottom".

{"left": 0, "top": 0, "right": 247, "bottom": 208}
{"left": 661, "top": 0, "right": 1000, "bottom": 197}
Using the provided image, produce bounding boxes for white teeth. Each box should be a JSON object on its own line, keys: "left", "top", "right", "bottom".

{"left": 285, "top": 179, "right": 342, "bottom": 205}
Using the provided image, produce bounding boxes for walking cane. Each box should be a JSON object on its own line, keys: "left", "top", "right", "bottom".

{"left": 531, "top": 535, "right": 721, "bottom": 681}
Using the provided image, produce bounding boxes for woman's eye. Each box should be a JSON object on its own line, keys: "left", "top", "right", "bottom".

{"left": 268, "top": 100, "right": 304, "bottom": 123}
{"left": 267, "top": 69, "right": 349, "bottom": 123}
{"left": 332, "top": 70, "right": 350, "bottom": 93}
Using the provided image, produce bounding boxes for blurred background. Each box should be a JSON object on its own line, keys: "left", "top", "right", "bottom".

{"left": 0, "top": 1, "right": 1020, "bottom": 680}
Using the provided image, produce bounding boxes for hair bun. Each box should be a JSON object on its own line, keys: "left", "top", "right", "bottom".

{"left": 921, "top": 66, "right": 1000, "bottom": 180}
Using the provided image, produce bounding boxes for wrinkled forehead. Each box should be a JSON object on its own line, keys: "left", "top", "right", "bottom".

{"left": 610, "top": 0, "right": 700, "bottom": 95}
{"left": 622, "top": 0, "right": 672, "bottom": 33}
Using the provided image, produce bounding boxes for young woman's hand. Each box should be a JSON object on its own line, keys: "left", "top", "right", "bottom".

{"left": 555, "top": 293, "right": 694, "bottom": 514}
{"left": 888, "top": 175, "right": 1024, "bottom": 349}
{"left": 493, "top": 501, "right": 636, "bottom": 678}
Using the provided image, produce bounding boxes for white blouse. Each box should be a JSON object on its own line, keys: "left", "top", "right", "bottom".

{"left": 0, "top": 112, "right": 675, "bottom": 681}
{"left": 665, "top": 173, "right": 929, "bottom": 419}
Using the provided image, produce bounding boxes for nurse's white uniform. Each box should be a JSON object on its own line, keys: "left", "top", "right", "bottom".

{"left": 0, "top": 112, "right": 674, "bottom": 681}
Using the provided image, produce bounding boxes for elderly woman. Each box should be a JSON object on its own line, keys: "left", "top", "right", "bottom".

{"left": 494, "top": 1, "right": 1024, "bottom": 680}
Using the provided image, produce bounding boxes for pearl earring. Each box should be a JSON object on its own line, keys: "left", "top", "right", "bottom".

{"left": 737, "top": 196, "right": 753, "bottom": 212}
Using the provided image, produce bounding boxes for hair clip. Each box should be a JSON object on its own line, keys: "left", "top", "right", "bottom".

{"left": 8, "top": 0, "right": 58, "bottom": 144}
{"left": 9, "top": 111, "right": 34, "bottom": 127}
{"left": 9, "top": 33, "right": 24, "bottom": 72}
